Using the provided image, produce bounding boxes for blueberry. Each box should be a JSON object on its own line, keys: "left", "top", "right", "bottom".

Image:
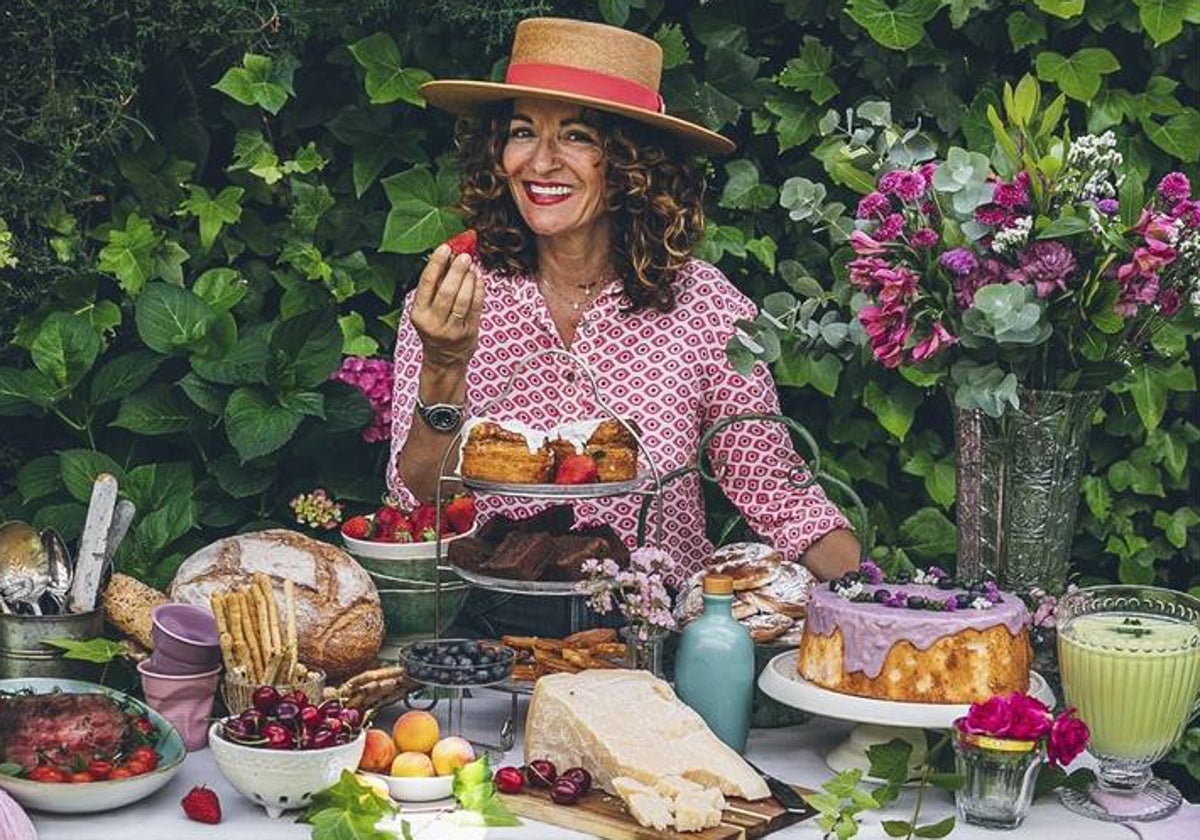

{"left": 828, "top": 579, "right": 841, "bottom": 591}
{"left": 456, "top": 655, "right": 473, "bottom": 668}
{"left": 955, "top": 593, "right": 973, "bottom": 609}
{"left": 439, "top": 654, "right": 456, "bottom": 667}
{"left": 842, "top": 571, "right": 861, "bottom": 584}
{"left": 473, "top": 669, "right": 491, "bottom": 683}
{"left": 873, "top": 589, "right": 891, "bottom": 603}
{"left": 488, "top": 664, "right": 509, "bottom": 682}
{"left": 907, "top": 595, "right": 926, "bottom": 609}
{"left": 936, "top": 577, "right": 957, "bottom": 590}
{"left": 479, "top": 651, "right": 497, "bottom": 665}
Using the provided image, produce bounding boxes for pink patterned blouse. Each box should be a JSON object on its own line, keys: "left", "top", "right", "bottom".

{"left": 387, "top": 258, "right": 850, "bottom": 585}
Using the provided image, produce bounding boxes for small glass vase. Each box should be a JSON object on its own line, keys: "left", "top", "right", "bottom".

{"left": 953, "top": 725, "right": 1044, "bottom": 829}
{"left": 622, "top": 627, "right": 666, "bottom": 679}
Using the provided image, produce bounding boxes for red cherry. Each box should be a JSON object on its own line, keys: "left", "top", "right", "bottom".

{"left": 494, "top": 766, "right": 525, "bottom": 795}
{"left": 525, "top": 759, "right": 557, "bottom": 789}
{"left": 550, "top": 778, "right": 581, "bottom": 805}
{"left": 251, "top": 686, "right": 280, "bottom": 714}
{"left": 560, "top": 767, "right": 592, "bottom": 795}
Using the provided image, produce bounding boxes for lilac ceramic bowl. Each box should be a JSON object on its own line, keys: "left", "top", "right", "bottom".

{"left": 150, "top": 603, "right": 221, "bottom": 673}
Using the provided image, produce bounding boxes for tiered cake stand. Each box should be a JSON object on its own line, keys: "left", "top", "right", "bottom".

{"left": 759, "top": 650, "right": 1055, "bottom": 777}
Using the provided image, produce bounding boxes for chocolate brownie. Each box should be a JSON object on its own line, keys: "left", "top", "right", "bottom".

{"left": 542, "top": 534, "right": 611, "bottom": 581}
{"left": 479, "top": 531, "right": 555, "bottom": 580}
{"left": 446, "top": 536, "right": 495, "bottom": 571}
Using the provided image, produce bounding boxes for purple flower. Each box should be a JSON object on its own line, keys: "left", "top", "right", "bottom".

{"left": 856, "top": 191, "right": 891, "bottom": 220}
{"left": 859, "top": 302, "right": 911, "bottom": 369}
{"left": 1011, "top": 240, "right": 1078, "bottom": 298}
{"left": 1157, "top": 172, "right": 1191, "bottom": 204}
{"left": 975, "top": 205, "right": 1012, "bottom": 227}
{"left": 1096, "top": 198, "right": 1119, "bottom": 215}
{"left": 876, "top": 213, "right": 906, "bottom": 241}
{"left": 939, "top": 247, "right": 977, "bottom": 276}
{"left": 944, "top": 596, "right": 958, "bottom": 612}
{"left": 909, "top": 227, "right": 939, "bottom": 248}
{"left": 892, "top": 171, "right": 928, "bottom": 202}
{"left": 953, "top": 257, "right": 1005, "bottom": 309}
{"left": 860, "top": 560, "right": 885, "bottom": 585}
{"left": 1157, "top": 288, "right": 1183, "bottom": 317}
{"left": 910, "top": 321, "right": 956, "bottom": 362}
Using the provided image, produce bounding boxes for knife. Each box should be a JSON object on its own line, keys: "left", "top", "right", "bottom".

{"left": 744, "top": 759, "right": 814, "bottom": 816}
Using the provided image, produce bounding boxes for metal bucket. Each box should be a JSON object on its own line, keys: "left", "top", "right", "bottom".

{"left": 0, "top": 609, "right": 105, "bottom": 681}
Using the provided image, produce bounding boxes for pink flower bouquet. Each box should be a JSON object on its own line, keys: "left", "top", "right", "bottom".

{"left": 844, "top": 76, "right": 1200, "bottom": 417}
{"left": 957, "top": 691, "right": 1090, "bottom": 768}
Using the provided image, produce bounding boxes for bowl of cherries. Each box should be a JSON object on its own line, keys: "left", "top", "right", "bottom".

{"left": 208, "top": 686, "right": 368, "bottom": 817}
{"left": 494, "top": 759, "right": 592, "bottom": 806}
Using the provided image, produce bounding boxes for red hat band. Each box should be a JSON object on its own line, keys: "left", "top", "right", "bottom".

{"left": 505, "top": 62, "right": 666, "bottom": 115}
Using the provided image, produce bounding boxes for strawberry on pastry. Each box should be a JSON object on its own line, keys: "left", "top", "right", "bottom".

{"left": 443, "top": 495, "right": 476, "bottom": 534}
{"left": 181, "top": 785, "right": 222, "bottom": 824}
{"left": 445, "top": 229, "right": 478, "bottom": 258}
{"left": 554, "top": 454, "right": 599, "bottom": 484}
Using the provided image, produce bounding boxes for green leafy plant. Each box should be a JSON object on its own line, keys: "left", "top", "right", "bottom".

{"left": 450, "top": 755, "right": 521, "bottom": 827}
{"left": 300, "top": 770, "right": 411, "bottom": 840}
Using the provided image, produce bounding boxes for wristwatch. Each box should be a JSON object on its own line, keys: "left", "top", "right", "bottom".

{"left": 415, "top": 395, "right": 465, "bottom": 433}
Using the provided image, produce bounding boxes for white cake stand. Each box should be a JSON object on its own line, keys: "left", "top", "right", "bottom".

{"left": 759, "top": 650, "right": 1055, "bottom": 778}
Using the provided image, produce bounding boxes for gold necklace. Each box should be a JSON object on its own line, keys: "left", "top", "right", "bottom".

{"left": 538, "top": 276, "right": 601, "bottom": 312}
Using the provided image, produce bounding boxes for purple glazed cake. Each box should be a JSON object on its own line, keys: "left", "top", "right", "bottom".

{"left": 797, "top": 564, "right": 1031, "bottom": 703}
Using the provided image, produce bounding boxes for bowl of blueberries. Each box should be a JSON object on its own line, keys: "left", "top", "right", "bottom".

{"left": 400, "top": 638, "right": 515, "bottom": 687}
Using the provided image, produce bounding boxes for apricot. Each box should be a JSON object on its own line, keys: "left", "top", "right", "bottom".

{"left": 431, "top": 736, "right": 475, "bottom": 776}
{"left": 392, "top": 710, "right": 440, "bottom": 754}
{"left": 358, "top": 728, "right": 397, "bottom": 773}
{"left": 391, "top": 751, "right": 436, "bottom": 778}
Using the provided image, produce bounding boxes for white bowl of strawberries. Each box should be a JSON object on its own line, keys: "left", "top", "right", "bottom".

{"left": 340, "top": 497, "right": 476, "bottom": 562}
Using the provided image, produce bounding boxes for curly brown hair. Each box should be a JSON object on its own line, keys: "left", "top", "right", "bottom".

{"left": 455, "top": 104, "right": 707, "bottom": 312}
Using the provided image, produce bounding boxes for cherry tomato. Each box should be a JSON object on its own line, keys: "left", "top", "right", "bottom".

{"left": 131, "top": 746, "right": 159, "bottom": 769}
{"left": 69, "top": 771, "right": 96, "bottom": 783}
{"left": 108, "top": 767, "right": 135, "bottom": 780}
{"left": 133, "top": 715, "right": 155, "bottom": 736}
{"left": 28, "top": 766, "right": 66, "bottom": 783}
{"left": 87, "top": 760, "right": 113, "bottom": 779}
{"left": 124, "top": 759, "right": 150, "bottom": 776}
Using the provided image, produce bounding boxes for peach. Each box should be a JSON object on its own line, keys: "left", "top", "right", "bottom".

{"left": 430, "top": 736, "right": 475, "bottom": 776}
{"left": 358, "top": 728, "right": 397, "bottom": 773}
{"left": 392, "top": 710, "right": 440, "bottom": 755}
{"left": 391, "top": 751, "right": 435, "bottom": 778}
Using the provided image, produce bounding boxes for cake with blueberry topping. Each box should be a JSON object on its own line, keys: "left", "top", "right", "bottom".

{"left": 797, "top": 562, "right": 1031, "bottom": 703}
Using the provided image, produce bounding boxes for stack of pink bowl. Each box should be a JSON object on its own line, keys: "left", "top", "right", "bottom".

{"left": 138, "top": 603, "right": 222, "bottom": 750}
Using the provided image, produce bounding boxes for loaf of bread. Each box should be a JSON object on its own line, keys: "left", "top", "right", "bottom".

{"left": 102, "top": 573, "right": 169, "bottom": 649}
{"left": 168, "top": 530, "right": 384, "bottom": 680}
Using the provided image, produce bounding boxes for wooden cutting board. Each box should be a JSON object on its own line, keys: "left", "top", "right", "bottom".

{"left": 499, "top": 783, "right": 815, "bottom": 840}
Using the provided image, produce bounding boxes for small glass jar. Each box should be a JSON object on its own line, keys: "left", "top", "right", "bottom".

{"left": 952, "top": 724, "right": 1044, "bottom": 829}
{"left": 622, "top": 626, "right": 666, "bottom": 678}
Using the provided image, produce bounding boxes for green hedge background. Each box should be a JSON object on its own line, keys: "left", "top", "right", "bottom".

{"left": 1, "top": 0, "right": 1198, "bottom": 785}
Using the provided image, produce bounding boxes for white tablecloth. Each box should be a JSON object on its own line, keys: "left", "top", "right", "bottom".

{"left": 30, "top": 690, "right": 1138, "bottom": 839}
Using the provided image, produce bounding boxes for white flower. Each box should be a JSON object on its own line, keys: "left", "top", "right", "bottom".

{"left": 970, "top": 596, "right": 993, "bottom": 611}
{"left": 992, "top": 216, "right": 1032, "bottom": 253}
{"left": 835, "top": 581, "right": 864, "bottom": 601}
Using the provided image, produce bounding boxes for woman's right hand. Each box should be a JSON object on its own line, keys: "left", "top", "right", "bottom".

{"left": 410, "top": 245, "right": 485, "bottom": 371}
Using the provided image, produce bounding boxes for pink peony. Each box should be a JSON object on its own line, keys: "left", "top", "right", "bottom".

{"left": 1006, "top": 692, "right": 1052, "bottom": 741}
{"left": 910, "top": 321, "right": 956, "bottom": 362}
{"left": 1046, "top": 709, "right": 1090, "bottom": 768}
{"left": 963, "top": 696, "right": 1013, "bottom": 736}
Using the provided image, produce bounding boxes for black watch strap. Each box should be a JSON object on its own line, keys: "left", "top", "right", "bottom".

{"left": 415, "top": 396, "right": 465, "bottom": 433}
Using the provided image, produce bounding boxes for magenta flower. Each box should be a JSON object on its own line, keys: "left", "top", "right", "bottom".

{"left": 875, "top": 213, "right": 906, "bottom": 242}
{"left": 1157, "top": 172, "right": 1191, "bottom": 204}
{"left": 963, "top": 696, "right": 1013, "bottom": 736}
{"left": 1157, "top": 288, "right": 1182, "bottom": 317}
{"left": 909, "top": 227, "right": 939, "bottom": 248}
{"left": 859, "top": 303, "right": 911, "bottom": 368}
{"left": 875, "top": 264, "right": 920, "bottom": 304}
{"left": 856, "top": 191, "right": 891, "bottom": 220}
{"left": 953, "top": 258, "right": 1005, "bottom": 309}
{"left": 975, "top": 205, "right": 1012, "bottom": 227}
{"left": 1047, "top": 709, "right": 1091, "bottom": 768}
{"left": 850, "top": 229, "right": 889, "bottom": 255}
{"left": 1006, "top": 692, "right": 1052, "bottom": 741}
{"left": 910, "top": 321, "right": 956, "bottom": 362}
{"left": 892, "top": 171, "right": 928, "bottom": 202}
{"left": 993, "top": 172, "right": 1030, "bottom": 209}
{"left": 1009, "top": 241, "right": 1078, "bottom": 298}
{"left": 848, "top": 256, "right": 891, "bottom": 291}
{"left": 330, "top": 356, "right": 395, "bottom": 443}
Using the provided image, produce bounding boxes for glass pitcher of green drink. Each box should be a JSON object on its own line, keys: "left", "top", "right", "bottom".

{"left": 1056, "top": 585, "right": 1200, "bottom": 822}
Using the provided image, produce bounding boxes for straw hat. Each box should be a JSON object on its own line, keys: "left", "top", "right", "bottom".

{"left": 420, "top": 17, "right": 735, "bottom": 155}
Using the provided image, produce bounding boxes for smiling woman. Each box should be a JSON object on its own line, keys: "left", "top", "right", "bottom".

{"left": 387, "top": 17, "right": 860, "bottom": 629}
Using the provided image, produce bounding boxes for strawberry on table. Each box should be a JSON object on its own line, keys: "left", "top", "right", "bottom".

{"left": 181, "top": 785, "right": 222, "bottom": 824}
{"left": 443, "top": 495, "right": 476, "bottom": 534}
{"left": 445, "top": 228, "right": 478, "bottom": 258}
{"left": 555, "top": 454, "right": 599, "bottom": 484}
{"left": 340, "top": 515, "right": 373, "bottom": 540}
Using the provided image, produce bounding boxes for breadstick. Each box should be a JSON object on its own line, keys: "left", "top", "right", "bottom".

{"left": 262, "top": 651, "right": 283, "bottom": 685}
{"left": 255, "top": 573, "right": 283, "bottom": 655}
{"left": 210, "top": 593, "right": 232, "bottom": 669}
{"left": 227, "top": 595, "right": 252, "bottom": 679}
{"left": 253, "top": 585, "right": 273, "bottom": 664}
{"left": 235, "top": 591, "right": 263, "bottom": 681}
{"left": 218, "top": 631, "right": 235, "bottom": 673}
{"left": 284, "top": 579, "right": 298, "bottom": 682}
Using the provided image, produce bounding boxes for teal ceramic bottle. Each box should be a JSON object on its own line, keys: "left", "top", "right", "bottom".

{"left": 673, "top": 573, "right": 755, "bottom": 752}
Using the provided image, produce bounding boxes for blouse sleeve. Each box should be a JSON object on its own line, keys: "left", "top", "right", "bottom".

{"left": 700, "top": 283, "right": 852, "bottom": 561}
{"left": 385, "top": 290, "right": 423, "bottom": 509}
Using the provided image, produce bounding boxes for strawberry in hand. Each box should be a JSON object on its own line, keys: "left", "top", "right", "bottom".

{"left": 443, "top": 495, "right": 476, "bottom": 534}
{"left": 445, "top": 229, "right": 478, "bottom": 259}
{"left": 554, "top": 454, "right": 599, "bottom": 485}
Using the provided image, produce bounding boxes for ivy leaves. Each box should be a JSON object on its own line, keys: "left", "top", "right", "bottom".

{"left": 845, "top": 0, "right": 941, "bottom": 50}
{"left": 1034, "top": 48, "right": 1120, "bottom": 102}
{"left": 349, "top": 33, "right": 433, "bottom": 107}
{"left": 380, "top": 165, "right": 463, "bottom": 253}
{"left": 212, "top": 53, "right": 296, "bottom": 114}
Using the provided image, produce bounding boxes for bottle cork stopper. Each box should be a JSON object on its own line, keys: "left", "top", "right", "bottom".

{"left": 704, "top": 574, "right": 734, "bottom": 595}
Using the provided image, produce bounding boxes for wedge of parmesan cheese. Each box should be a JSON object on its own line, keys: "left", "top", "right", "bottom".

{"left": 673, "top": 790, "right": 724, "bottom": 832}
{"left": 612, "top": 778, "right": 675, "bottom": 831}
{"left": 525, "top": 670, "right": 769, "bottom": 801}
{"left": 655, "top": 775, "right": 727, "bottom": 812}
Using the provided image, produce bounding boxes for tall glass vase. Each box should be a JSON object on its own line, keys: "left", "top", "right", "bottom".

{"left": 953, "top": 388, "right": 1103, "bottom": 595}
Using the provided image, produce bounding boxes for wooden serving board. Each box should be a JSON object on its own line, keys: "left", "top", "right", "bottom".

{"left": 499, "top": 783, "right": 815, "bottom": 840}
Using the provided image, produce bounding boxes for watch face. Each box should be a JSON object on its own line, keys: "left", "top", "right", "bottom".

{"left": 425, "top": 404, "right": 463, "bottom": 432}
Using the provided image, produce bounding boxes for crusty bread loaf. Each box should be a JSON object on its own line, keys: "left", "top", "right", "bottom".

{"left": 102, "top": 573, "right": 169, "bottom": 649}
{"left": 168, "top": 530, "right": 384, "bottom": 680}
